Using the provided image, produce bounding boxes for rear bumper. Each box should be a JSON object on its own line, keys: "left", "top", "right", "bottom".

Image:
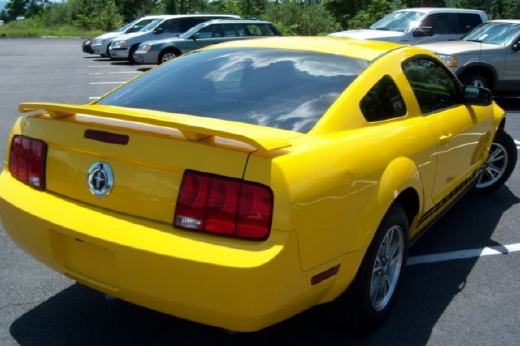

{"left": 0, "top": 172, "right": 345, "bottom": 331}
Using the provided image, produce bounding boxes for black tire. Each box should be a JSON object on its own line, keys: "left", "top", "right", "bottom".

{"left": 473, "top": 130, "right": 517, "bottom": 195}
{"left": 158, "top": 49, "right": 180, "bottom": 64}
{"left": 128, "top": 45, "right": 139, "bottom": 64}
{"left": 460, "top": 71, "right": 489, "bottom": 89}
{"left": 333, "top": 202, "right": 409, "bottom": 334}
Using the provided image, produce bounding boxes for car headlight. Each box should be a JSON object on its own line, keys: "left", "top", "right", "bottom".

{"left": 92, "top": 38, "right": 105, "bottom": 45}
{"left": 138, "top": 43, "right": 151, "bottom": 51}
{"left": 437, "top": 54, "right": 458, "bottom": 67}
{"left": 112, "top": 41, "right": 127, "bottom": 49}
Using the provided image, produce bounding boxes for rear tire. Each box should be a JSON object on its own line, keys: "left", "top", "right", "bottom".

{"left": 473, "top": 130, "right": 517, "bottom": 195}
{"left": 333, "top": 202, "right": 409, "bottom": 334}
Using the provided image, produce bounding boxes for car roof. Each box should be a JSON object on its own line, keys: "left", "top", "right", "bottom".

{"left": 153, "top": 14, "right": 240, "bottom": 19}
{"left": 395, "top": 7, "right": 485, "bottom": 14}
{"left": 488, "top": 19, "right": 520, "bottom": 24}
{"left": 201, "top": 19, "right": 273, "bottom": 25}
{"left": 201, "top": 36, "right": 410, "bottom": 61}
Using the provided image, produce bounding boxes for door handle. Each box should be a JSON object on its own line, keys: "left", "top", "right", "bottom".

{"left": 440, "top": 130, "right": 452, "bottom": 144}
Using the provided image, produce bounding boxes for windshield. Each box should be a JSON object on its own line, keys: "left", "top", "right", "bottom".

{"left": 96, "top": 48, "right": 370, "bottom": 133}
{"left": 370, "top": 11, "right": 425, "bottom": 32}
{"left": 179, "top": 22, "right": 207, "bottom": 38}
{"left": 138, "top": 18, "right": 163, "bottom": 32}
{"left": 463, "top": 22, "right": 520, "bottom": 45}
{"left": 116, "top": 20, "right": 137, "bottom": 33}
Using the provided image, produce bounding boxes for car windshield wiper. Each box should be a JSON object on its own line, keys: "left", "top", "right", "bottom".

{"left": 464, "top": 39, "right": 483, "bottom": 43}
{"left": 374, "top": 27, "right": 390, "bottom": 31}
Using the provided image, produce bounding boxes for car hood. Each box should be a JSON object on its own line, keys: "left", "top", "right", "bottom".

{"left": 113, "top": 31, "right": 149, "bottom": 42}
{"left": 94, "top": 32, "right": 123, "bottom": 41}
{"left": 328, "top": 29, "right": 405, "bottom": 40}
{"left": 147, "top": 37, "right": 186, "bottom": 46}
{"left": 417, "top": 40, "right": 502, "bottom": 55}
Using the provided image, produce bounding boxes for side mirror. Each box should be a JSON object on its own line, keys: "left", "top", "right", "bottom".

{"left": 413, "top": 27, "right": 433, "bottom": 37}
{"left": 192, "top": 33, "right": 200, "bottom": 40}
{"left": 512, "top": 40, "right": 520, "bottom": 52}
{"left": 463, "top": 86, "right": 493, "bottom": 106}
{"left": 153, "top": 27, "right": 164, "bottom": 35}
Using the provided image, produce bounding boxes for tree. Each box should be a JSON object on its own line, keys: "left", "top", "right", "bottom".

{"left": 116, "top": 0, "right": 161, "bottom": 19}
{"left": 5, "top": 0, "right": 28, "bottom": 18}
{"left": 347, "top": 0, "right": 393, "bottom": 29}
{"left": 265, "top": 0, "right": 340, "bottom": 35}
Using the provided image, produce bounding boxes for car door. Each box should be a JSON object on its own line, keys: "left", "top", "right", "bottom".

{"left": 503, "top": 31, "right": 520, "bottom": 90}
{"left": 402, "top": 57, "right": 493, "bottom": 204}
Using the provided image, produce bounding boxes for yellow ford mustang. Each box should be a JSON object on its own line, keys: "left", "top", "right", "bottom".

{"left": 0, "top": 37, "right": 516, "bottom": 333}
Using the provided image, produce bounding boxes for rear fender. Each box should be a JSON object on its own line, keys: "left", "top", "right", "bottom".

{"left": 356, "top": 157, "right": 423, "bottom": 250}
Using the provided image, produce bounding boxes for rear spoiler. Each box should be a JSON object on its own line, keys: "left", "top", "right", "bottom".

{"left": 20, "top": 102, "right": 294, "bottom": 152}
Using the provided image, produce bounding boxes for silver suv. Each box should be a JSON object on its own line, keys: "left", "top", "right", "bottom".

{"left": 328, "top": 8, "right": 488, "bottom": 45}
{"left": 134, "top": 19, "right": 282, "bottom": 64}
{"left": 418, "top": 20, "right": 520, "bottom": 97}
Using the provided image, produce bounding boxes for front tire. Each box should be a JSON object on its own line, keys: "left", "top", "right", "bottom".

{"left": 460, "top": 71, "right": 489, "bottom": 89}
{"left": 128, "top": 45, "right": 139, "bottom": 64}
{"left": 473, "top": 130, "right": 517, "bottom": 195}
{"left": 158, "top": 49, "right": 180, "bottom": 64}
{"left": 334, "top": 202, "right": 409, "bottom": 333}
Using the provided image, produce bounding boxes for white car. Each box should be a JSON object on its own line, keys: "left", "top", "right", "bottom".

{"left": 89, "top": 16, "right": 161, "bottom": 57}
{"left": 328, "top": 8, "right": 488, "bottom": 45}
{"left": 109, "top": 14, "right": 240, "bottom": 63}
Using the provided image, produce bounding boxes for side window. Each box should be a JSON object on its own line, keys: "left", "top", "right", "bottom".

{"left": 457, "top": 13, "right": 483, "bottom": 33}
{"left": 196, "top": 25, "right": 214, "bottom": 38}
{"left": 421, "top": 13, "right": 450, "bottom": 35}
{"left": 180, "top": 18, "right": 206, "bottom": 32}
{"left": 402, "top": 58, "right": 462, "bottom": 115}
{"left": 245, "top": 24, "right": 262, "bottom": 36}
{"left": 360, "top": 75, "right": 406, "bottom": 122}
{"left": 223, "top": 24, "right": 238, "bottom": 37}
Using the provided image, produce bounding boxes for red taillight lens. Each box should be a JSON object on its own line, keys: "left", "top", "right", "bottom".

{"left": 175, "top": 170, "right": 273, "bottom": 240}
{"left": 9, "top": 135, "right": 47, "bottom": 190}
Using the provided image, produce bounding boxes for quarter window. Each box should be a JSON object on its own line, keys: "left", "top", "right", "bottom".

{"left": 402, "top": 58, "right": 462, "bottom": 115}
{"left": 360, "top": 75, "right": 406, "bottom": 122}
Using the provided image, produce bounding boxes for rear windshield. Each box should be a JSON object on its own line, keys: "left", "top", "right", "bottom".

{"left": 96, "top": 48, "right": 370, "bottom": 133}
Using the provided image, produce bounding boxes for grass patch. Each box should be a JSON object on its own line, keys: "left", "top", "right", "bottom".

{"left": 0, "top": 20, "right": 103, "bottom": 38}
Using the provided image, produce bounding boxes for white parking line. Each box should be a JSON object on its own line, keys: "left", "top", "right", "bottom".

{"left": 407, "top": 243, "right": 520, "bottom": 266}
{"left": 515, "top": 139, "right": 520, "bottom": 149}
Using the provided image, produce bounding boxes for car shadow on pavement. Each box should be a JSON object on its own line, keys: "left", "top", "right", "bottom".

{"left": 9, "top": 187, "right": 520, "bottom": 346}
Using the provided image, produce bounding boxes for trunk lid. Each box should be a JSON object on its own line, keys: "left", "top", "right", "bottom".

{"left": 18, "top": 103, "right": 299, "bottom": 224}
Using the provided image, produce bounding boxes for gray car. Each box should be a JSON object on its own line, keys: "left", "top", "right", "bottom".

{"left": 134, "top": 19, "right": 282, "bottom": 64}
{"left": 418, "top": 20, "right": 520, "bottom": 97}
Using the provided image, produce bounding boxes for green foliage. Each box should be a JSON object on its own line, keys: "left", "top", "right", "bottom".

{"left": 264, "top": 1, "right": 340, "bottom": 36}
{"left": 2, "top": 0, "right": 518, "bottom": 38}
{"left": 347, "top": 0, "right": 393, "bottom": 29}
{"left": 206, "top": 0, "right": 241, "bottom": 15}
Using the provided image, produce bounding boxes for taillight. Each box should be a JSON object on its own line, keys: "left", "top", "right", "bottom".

{"left": 175, "top": 170, "right": 273, "bottom": 240}
{"left": 9, "top": 135, "right": 47, "bottom": 190}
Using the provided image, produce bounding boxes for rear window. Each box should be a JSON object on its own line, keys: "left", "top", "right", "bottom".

{"left": 96, "top": 48, "right": 370, "bottom": 133}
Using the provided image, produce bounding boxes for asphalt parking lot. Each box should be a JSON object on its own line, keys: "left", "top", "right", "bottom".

{"left": 0, "top": 38, "right": 519, "bottom": 345}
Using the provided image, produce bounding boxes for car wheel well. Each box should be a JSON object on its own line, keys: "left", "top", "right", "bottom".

{"left": 459, "top": 67, "right": 495, "bottom": 91}
{"left": 394, "top": 188, "right": 419, "bottom": 228}
{"left": 128, "top": 44, "right": 140, "bottom": 64}
{"left": 158, "top": 48, "right": 181, "bottom": 64}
